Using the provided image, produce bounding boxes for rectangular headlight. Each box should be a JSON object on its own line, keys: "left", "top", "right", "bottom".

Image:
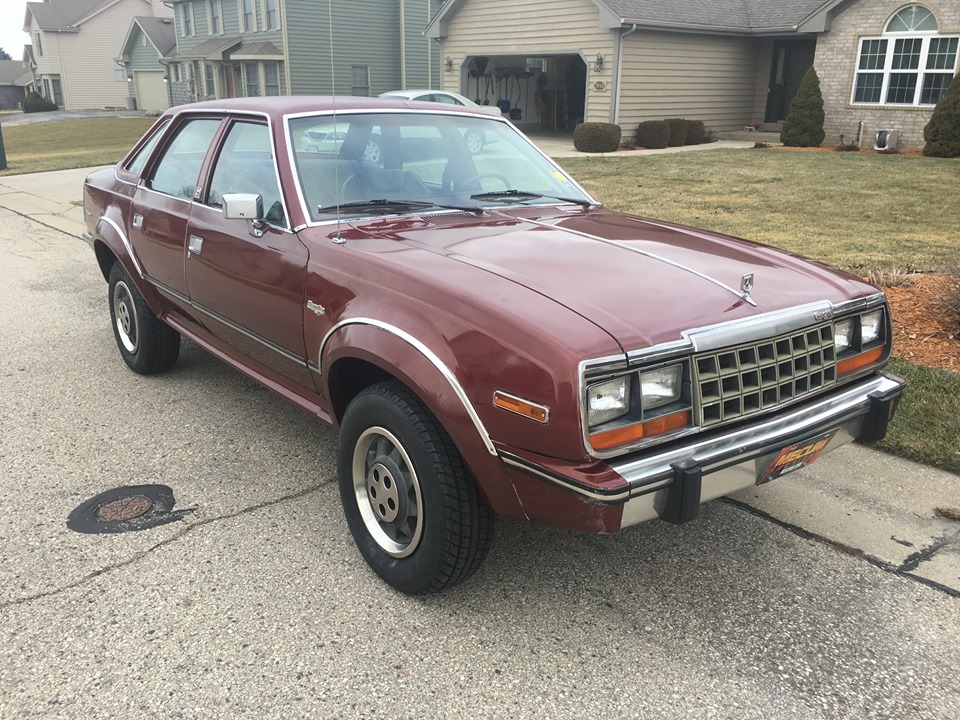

{"left": 640, "top": 364, "right": 682, "bottom": 411}
{"left": 587, "top": 376, "right": 630, "bottom": 427}
{"left": 834, "top": 318, "right": 855, "bottom": 353}
{"left": 861, "top": 309, "right": 883, "bottom": 345}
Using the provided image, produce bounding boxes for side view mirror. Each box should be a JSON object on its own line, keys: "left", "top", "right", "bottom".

{"left": 221, "top": 193, "right": 266, "bottom": 237}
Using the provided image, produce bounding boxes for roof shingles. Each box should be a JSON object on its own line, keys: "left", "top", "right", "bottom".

{"left": 601, "top": 0, "right": 828, "bottom": 32}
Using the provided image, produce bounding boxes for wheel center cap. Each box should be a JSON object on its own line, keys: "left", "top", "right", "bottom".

{"left": 367, "top": 461, "right": 402, "bottom": 523}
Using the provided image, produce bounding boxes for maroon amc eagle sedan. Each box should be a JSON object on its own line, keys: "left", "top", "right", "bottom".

{"left": 82, "top": 97, "right": 906, "bottom": 594}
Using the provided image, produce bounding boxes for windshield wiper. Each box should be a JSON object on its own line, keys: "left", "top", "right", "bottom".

{"left": 317, "top": 198, "right": 483, "bottom": 215}
{"left": 469, "top": 190, "right": 593, "bottom": 207}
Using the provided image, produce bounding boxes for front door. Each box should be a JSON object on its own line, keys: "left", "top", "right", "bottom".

{"left": 765, "top": 40, "right": 817, "bottom": 123}
{"left": 184, "top": 119, "right": 314, "bottom": 390}
{"left": 129, "top": 117, "right": 222, "bottom": 296}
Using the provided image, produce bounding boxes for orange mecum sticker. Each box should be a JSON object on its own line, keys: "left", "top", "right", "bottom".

{"left": 771, "top": 438, "right": 831, "bottom": 469}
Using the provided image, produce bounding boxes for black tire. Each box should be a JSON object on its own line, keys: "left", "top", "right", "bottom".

{"left": 337, "top": 381, "right": 494, "bottom": 594}
{"left": 108, "top": 262, "right": 180, "bottom": 375}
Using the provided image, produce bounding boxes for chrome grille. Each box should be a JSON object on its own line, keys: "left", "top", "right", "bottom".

{"left": 694, "top": 323, "right": 836, "bottom": 427}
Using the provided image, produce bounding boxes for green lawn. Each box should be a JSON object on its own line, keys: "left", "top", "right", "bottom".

{"left": 874, "top": 359, "right": 960, "bottom": 475}
{"left": 0, "top": 117, "right": 156, "bottom": 175}
{"left": 562, "top": 149, "right": 960, "bottom": 475}
{"left": 561, "top": 149, "right": 959, "bottom": 273}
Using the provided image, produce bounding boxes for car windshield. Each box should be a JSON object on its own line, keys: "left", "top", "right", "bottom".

{"left": 287, "top": 112, "right": 592, "bottom": 222}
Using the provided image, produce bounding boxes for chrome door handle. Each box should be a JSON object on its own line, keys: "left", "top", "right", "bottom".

{"left": 132, "top": 213, "right": 143, "bottom": 229}
{"left": 188, "top": 235, "right": 204, "bottom": 255}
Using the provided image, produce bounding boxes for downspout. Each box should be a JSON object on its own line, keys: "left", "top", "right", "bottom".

{"left": 399, "top": 0, "right": 406, "bottom": 89}
{"left": 611, "top": 23, "right": 637, "bottom": 125}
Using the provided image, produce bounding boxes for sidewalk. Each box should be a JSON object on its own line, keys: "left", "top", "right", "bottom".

{"left": 0, "top": 166, "right": 94, "bottom": 236}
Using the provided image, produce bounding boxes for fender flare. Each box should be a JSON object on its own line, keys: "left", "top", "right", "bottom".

{"left": 320, "top": 319, "right": 528, "bottom": 521}
{"left": 320, "top": 317, "right": 496, "bottom": 456}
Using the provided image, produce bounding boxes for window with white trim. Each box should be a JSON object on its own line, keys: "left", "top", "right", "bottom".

{"left": 264, "top": 0, "right": 279, "bottom": 31}
{"left": 244, "top": 62, "right": 260, "bottom": 96}
{"left": 264, "top": 62, "right": 281, "bottom": 96}
{"left": 208, "top": 0, "right": 222, "bottom": 36}
{"left": 180, "top": 3, "right": 195, "bottom": 37}
{"left": 351, "top": 65, "right": 370, "bottom": 97}
{"left": 240, "top": 0, "right": 257, "bottom": 33}
{"left": 852, "top": 5, "right": 958, "bottom": 106}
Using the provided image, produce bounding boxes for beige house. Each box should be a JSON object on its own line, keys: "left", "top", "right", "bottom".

{"left": 23, "top": 0, "right": 172, "bottom": 109}
{"left": 427, "top": 0, "right": 959, "bottom": 148}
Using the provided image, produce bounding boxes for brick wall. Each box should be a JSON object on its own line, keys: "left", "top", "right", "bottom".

{"left": 815, "top": 0, "right": 959, "bottom": 149}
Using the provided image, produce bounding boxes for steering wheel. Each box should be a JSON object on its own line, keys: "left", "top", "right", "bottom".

{"left": 458, "top": 172, "right": 511, "bottom": 192}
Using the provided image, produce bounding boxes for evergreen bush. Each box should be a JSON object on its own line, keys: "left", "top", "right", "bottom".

{"left": 923, "top": 73, "right": 960, "bottom": 158}
{"left": 665, "top": 118, "right": 689, "bottom": 146}
{"left": 572, "top": 122, "right": 622, "bottom": 153}
{"left": 22, "top": 91, "right": 58, "bottom": 113}
{"left": 635, "top": 120, "right": 670, "bottom": 149}
{"left": 780, "top": 68, "right": 825, "bottom": 147}
{"left": 685, "top": 120, "right": 706, "bottom": 145}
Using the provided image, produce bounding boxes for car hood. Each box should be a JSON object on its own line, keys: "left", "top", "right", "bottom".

{"left": 354, "top": 207, "right": 878, "bottom": 353}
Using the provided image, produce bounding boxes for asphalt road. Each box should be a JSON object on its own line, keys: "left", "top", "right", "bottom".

{"left": 1, "top": 205, "right": 959, "bottom": 719}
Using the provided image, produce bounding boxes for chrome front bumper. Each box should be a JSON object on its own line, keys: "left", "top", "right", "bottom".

{"left": 610, "top": 372, "right": 905, "bottom": 528}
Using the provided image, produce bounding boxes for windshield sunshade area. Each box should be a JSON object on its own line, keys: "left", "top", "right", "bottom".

{"left": 287, "top": 112, "right": 593, "bottom": 221}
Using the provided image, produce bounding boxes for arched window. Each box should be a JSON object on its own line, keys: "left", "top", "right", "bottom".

{"left": 853, "top": 5, "right": 957, "bottom": 106}
{"left": 886, "top": 5, "right": 937, "bottom": 33}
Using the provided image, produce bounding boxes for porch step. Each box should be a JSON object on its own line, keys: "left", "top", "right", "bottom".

{"left": 716, "top": 130, "right": 782, "bottom": 143}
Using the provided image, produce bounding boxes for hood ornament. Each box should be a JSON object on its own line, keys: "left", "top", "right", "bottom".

{"left": 740, "top": 273, "right": 755, "bottom": 302}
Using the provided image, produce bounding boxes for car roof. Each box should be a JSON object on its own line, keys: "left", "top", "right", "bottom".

{"left": 164, "top": 95, "right": 489, "bottom": 121}
{"left": 380, "top": 90, "right": 461, "bottom": 98}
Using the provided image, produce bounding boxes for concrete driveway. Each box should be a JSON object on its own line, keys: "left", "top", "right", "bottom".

{"left": 0, "top": 167, "right": 958, "bottom": 719}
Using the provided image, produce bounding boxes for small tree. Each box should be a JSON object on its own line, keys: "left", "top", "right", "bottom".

{"left": 780, "top": 68, "right": 825, "bottom": 147}
{"left": 923, "top": 73, "right": 960, "bottom": 158}
{"left": 0, "top": 48, "right": 12, "bottom": 61}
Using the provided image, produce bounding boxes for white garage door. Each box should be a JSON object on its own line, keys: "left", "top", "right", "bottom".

{"left": 134, "top": 71, "right": 168, "bottom": 113}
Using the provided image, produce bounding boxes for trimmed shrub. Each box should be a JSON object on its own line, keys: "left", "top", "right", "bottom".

{"left": 665, "top": 118, "right": 689, "bottom": 146}
{"left": 685, "top": 120, "right": 706, "bottom": 145}
{"left": 780, "top": 68, "right": 825, "bottom": 147}
{"left": 636, "top": 120, "right": 670, "bottom": 149}
{"left": 572, "top": 122, "right": 622, "bottom": 153}
{"left": 22, "top": 91, "right": 57, "bottom": 113}
{"left": 923, "top": 72, "right": 960, "bottom": 158}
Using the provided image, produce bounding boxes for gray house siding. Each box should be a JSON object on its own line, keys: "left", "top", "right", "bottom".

{"left": 285, "top": 2, "right": 400, "bottom": 95}
{"left": 402, "top": 0, "right": 444, "bottom": 89}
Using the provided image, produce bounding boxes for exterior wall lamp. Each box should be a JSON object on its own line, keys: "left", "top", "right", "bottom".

{"left": 127, "top": 75, "right": 133, "bottom": 82}
{"left": 594, "top": 53, "right": 604, "bottom": 72}
{"left": 444, "top": 56, "right": 453, "bottom": 72}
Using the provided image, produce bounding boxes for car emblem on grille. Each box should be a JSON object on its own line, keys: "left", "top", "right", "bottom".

{"left": 740, "top": 273, "right": 754, "bottom": 300}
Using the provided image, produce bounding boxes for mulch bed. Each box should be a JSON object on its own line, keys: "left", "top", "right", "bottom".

{"left": 882, "top": 273, "right": 959, "bottom": 372}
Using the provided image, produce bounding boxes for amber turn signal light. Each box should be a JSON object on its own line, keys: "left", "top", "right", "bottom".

{"left": 493, "top": 390, "right": 550, "bottom": 423}
{"left": 837, "top": 346, "right": 884, "bottom": 376}
{"left": 589, "top": 409, "right": 692, "bottom": 451}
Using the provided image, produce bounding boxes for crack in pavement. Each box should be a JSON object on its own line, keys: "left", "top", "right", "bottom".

{"left": 0, "top": 483, "right": 328, "bottom": 611}
{"left": 0, "top": 204, "right": 80, "bottom": 239}
{"left": 724, "top": 498, "right": 960, "bottom": 598}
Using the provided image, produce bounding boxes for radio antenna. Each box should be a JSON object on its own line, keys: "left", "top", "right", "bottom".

{"left": 328, "top": 0, "right": 345, "bottom": 244}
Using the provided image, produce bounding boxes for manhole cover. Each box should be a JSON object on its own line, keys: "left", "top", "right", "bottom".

{"left": 67, "top": 485, "right": 190, "bottom": 534}
{"left": 95, "top": 495, "right": 152, "bottom": 522}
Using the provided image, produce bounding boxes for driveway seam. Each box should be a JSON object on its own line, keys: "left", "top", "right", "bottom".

{"left": 0, "top": 483, "right": 327, "bottom": 611}
{"left": 723, "top": 498, "right": 960, "bottom": 598}
{"left": 0, "top": 203, "right": 79, "bottom": 239}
